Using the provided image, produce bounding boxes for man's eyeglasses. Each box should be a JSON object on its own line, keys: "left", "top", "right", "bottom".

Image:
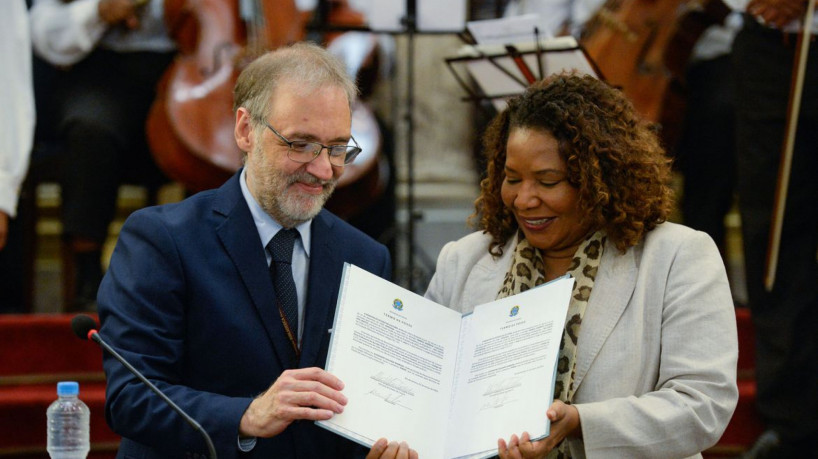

{"left": 265, "top": 123, "right": 362, "bottom": 166}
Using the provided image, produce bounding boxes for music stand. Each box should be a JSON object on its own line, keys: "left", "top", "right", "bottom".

{"left": 307, "top": 0, "right": 469, "bottom": 293}
{"left": 445, "top": 35, "right": 601, "bottom": 112}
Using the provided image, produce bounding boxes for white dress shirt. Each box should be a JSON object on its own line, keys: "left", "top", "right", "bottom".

{"left": 30, "top": 0, "right": 175, "bottom": 67}
{"left": 0, "top": 0, "right": 35, "bottom": 218}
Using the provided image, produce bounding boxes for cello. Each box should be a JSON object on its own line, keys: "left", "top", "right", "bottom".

{"left": 148, "top": 0, "right": 389, "bottom": 220}
{"left": 147, "top": 0, "right": 304, "bottom": 192}
{"left": 579, "top": 0, "right": 729, "bottom": 148}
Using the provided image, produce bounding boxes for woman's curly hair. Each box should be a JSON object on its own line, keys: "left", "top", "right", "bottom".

{"left": 474, "top": 72, "right": 674, "bottom": 256}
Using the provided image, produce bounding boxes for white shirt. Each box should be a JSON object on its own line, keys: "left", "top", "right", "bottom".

{"left": 30, "top": 0, "right": 176, "bottom": 67}
{"left": 0, "top": 0, "right": 35, "bottom": 218}
{"left": 690, "top": 13, "right": 743, "bottom": 62}
{"left": 239, "top": 168, "right": 311, "bottom": 345}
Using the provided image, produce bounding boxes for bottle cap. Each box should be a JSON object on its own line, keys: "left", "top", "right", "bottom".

{"left": 57, "top": 381, "right": 79, "bottom": 396}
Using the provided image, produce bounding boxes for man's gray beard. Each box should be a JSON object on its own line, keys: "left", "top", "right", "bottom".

{"left": 258, "top": 169, "right": 337, "bottom": 228}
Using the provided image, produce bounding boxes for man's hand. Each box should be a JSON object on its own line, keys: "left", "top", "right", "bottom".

{"left": 748, "top": 0, "right": 807, "bottom": 28}
{"left": 0, "top": 211, "right": 8, "bottom": 250}
{"left": 97, "top": 0, "right": 141, "bottom": 29}
{"left": 239, "top": 367, "right": 348, "bottom": 438}
{"left": 366, "top": 438, "right": 418, "bottom": 459}
{"left": 497, "top": 400, "right": 581, "bottom": 459}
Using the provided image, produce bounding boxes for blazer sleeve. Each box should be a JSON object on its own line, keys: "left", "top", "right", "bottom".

{"left": 573, "top": 230, "right": 739, "bottom": 458}
{"left": 97, "top": 209, "right": 253, "bottom": 458}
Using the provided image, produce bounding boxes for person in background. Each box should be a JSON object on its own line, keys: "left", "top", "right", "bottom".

{"left": 723, "top": 0, "right": 818, "bottom": 456}
{"left": 674, "top": 12, "right": 742, "bottom": 261}
{"left": 426, "top": 73, "right": 738, "bottom": 458}
{"left": 29, "top": 0, "right": 176, "bottom": 311}
{"left": 0, "top": 0, "right": 36, "bottom": 313}
{"left": 97, "top": 42, "right": 416, "bottom": 459}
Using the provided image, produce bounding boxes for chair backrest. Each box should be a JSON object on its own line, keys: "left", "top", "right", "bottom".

{"left": 0, "top": 313, "right": 104, "bottom": 385}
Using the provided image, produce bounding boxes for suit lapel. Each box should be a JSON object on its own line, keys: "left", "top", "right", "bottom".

{"left": 572, "top": 239, "right": 637, "bottom": 393}
{"left": 300, "top": 211, "right": 341, "bottom": 368}
{"left": 214, "top": 173, "right": 298, "bottom": 369}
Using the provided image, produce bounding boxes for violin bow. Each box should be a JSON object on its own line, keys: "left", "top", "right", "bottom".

{"left": 764, "top": 0, "right": 816, "bottom": 291}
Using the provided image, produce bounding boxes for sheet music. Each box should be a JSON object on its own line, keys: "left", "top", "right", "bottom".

{"left": 448, "top": 36, "right": 599, "bottom": 111}
{"left": 467, "top": 14, "right": 549, "bottom": 45}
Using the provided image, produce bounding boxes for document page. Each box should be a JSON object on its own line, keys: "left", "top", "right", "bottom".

{"left": 318, "top": 264, "right": 574, "bottom": 459}
{"left": 318, "top": 264, "right": 463, "bottom": 457}
{"left": 445, "top": 279, "right": 574, "bottom": 458}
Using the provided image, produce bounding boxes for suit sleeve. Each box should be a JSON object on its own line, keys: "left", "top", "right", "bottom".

{"left": 572, "top": 231, "right": 739, "bottom": 458}
{"left": 97, "top": 209, "right": 253, "bottom": 458}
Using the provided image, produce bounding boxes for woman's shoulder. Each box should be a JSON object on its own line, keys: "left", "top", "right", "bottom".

{"left": 636, "top": 221, "right": 721, "bottom": 264}
{"left": 643, "top": 221, "right": 712, "bottom": 247}
{"left": 426, "top": 231, "right": 511, "bottom": 310}
{"left": 437, "top": 231, "right": 508, "bottom": 266}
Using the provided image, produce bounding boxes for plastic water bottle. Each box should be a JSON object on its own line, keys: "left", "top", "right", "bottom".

{"left": 46, "top": 381, "right": 90, "bottom": 459}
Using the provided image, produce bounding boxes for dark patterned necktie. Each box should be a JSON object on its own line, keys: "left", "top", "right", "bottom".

{"left": 267, "top": 229, "right": 299, "bottom": 353}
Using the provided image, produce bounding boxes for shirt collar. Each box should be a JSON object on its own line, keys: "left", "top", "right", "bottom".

{"left": 239, "top": 168, "right": 312, "bottom": 257}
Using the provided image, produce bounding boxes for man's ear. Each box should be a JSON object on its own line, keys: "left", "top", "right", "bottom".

{"left": 234, "top": 107, "right": 255, "bottom": 152}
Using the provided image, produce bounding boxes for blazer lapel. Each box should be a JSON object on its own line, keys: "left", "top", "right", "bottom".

{"left": 571, "top": 239, "right": 637, "bottom": 393}
{"left": 214, "top": 173, "right": 298, "bottom": 369}
{"left": 299, "top": 211, "right": 342, "bottom": 368}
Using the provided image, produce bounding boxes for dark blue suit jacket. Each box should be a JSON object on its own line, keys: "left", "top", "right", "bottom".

{"left": 98, "top": 172, "right": 391, "bottom": 458}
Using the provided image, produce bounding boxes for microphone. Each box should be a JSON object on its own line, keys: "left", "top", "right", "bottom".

{"left": 71, "top": 315, "right": 217, "bottom": 459}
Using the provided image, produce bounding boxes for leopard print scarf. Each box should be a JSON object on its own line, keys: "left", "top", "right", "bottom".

{"left": 496, "top": 230, "right": 605, "bottom": 458}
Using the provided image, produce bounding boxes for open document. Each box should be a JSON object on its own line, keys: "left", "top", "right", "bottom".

{"left": 317, "top": 264, "right": 574, "bottom": 459}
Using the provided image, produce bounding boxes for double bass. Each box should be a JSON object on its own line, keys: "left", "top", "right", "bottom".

{"left": 580, "top": 0, "right": 730, "bottom": 148}
{"left": 147, "top": 0, "right": 388, "bottom": 220}
{"left": 147, "top": 0, "right": 303, "bottom": 192}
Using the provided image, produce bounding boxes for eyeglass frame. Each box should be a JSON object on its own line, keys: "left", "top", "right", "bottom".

{"left": 263, "top": 122, "right": 362, "bottom": 166}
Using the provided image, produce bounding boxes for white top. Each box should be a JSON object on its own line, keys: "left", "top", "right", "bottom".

{"left": 30, "top": 0, "right": 176, "bottom": 67}
{"left": 0, "top": 0, "right": 35, "bottom": 217}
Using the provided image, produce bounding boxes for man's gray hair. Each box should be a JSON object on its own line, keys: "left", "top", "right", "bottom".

{"left": 233, "top": 42, "right": 358, "bottom": 125}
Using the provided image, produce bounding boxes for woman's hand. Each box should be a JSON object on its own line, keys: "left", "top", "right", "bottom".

{"left": 497, "top": 400, "right": 581, "bottom": 459}
{"left": 366, "top": 438, "right": 418, "bottom": 459}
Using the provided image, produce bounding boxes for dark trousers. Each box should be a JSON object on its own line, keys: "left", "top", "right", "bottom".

{"left": 732, "top": 16, "right": 818, "bottom": 442}
{"left": 677, "top": 54, "right": 737, "bottom": 251}
{"left": 53, "top": 48, "right": 174, "bottom": 244}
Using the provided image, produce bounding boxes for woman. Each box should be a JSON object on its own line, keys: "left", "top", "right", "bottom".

{"left": 425, "top": 73, "right": 738, "bottom": 458}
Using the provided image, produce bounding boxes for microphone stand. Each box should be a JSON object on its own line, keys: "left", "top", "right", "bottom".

{"left": 88, "top": 331, "right": 218, "bottom": 459}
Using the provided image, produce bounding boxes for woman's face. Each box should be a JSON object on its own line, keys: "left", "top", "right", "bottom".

{"left": 501, "top": 128, "right": 590, "bottom": 257}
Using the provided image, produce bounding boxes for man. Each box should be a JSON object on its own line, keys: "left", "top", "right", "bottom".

{"left": 0, "top": 0, "right": 35, "bottom": 312}
{"left": 98, "top": 43, "right": 415, "bottom": 459}
{"left": 30, "top": 0, "right": 176, "bottom": 311}
{"left": 723, "top": 0, "right": 818, "bottom": 456}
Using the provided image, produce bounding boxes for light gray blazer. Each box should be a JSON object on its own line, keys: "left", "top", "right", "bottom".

{"left": 425, "top": 222, "right": 738, "bottom": 459}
